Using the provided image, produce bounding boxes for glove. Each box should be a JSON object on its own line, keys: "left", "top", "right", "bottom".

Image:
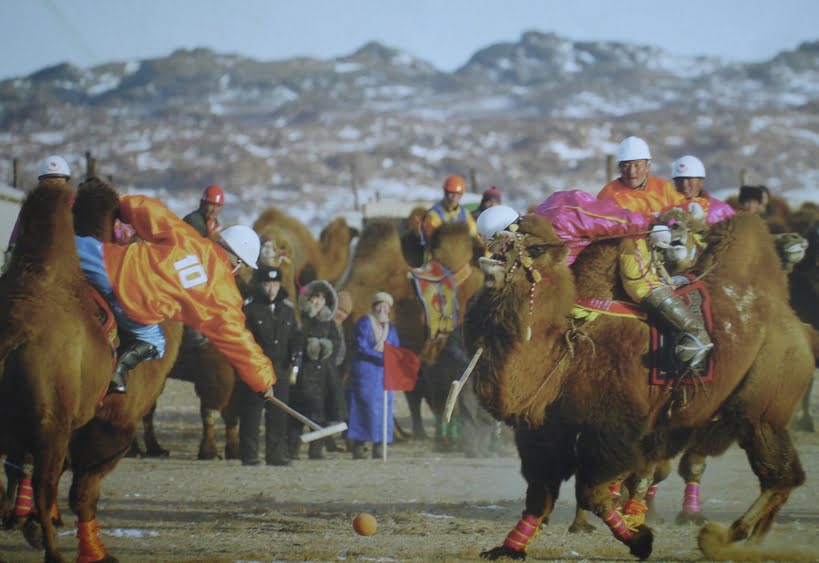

{"left": 687, "top": 202, "right": 705, "bottom": 221}
{"left": 306, "top": 337, "right": 321, "bottom": 361}
{"left": 318, "top": 338, "right": 334, "bottom": 360}
{"left": 648, "top": 225, "right": 672, "bottom": 249}
{"left": 259, "top": 385, "right": 275, "bottom": 402}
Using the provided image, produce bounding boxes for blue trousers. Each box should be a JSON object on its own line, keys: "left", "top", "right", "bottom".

{"left": 74, "top": 236, "right": 165, "bottom": 357}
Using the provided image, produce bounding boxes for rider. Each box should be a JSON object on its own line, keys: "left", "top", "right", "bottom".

{"left": 183, "top": 184, "right": 225, "bottom": 238}
{"left": 3, "top": 156, "right": 73, "bottom": 271}
{"left": 72, "top": 177, "right": 275, "bottom": 397}
{"left": 598, "top": 137, "right": 713, "bottom": 369}
{"left": 472, "top": 187, "right": 503, "bottom": 221}
{"left": 671, "top": 155, "right": 735, "bottom": 224}
{"left": 420, "top": 175, "right": 479, "bottom": 250}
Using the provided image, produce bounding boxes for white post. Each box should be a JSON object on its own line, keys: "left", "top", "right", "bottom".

{"left": 382, "top": 390, "right": 388, "bottom": 461}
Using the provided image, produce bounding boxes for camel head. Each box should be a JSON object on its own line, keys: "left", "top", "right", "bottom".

{"left": 465, "top": 214, "right": 575, "bottom": 425}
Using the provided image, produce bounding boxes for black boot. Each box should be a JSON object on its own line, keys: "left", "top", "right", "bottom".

{"left": 643, "top": 286, "right": 713, "bottom": 368}
{"left": 351, "top": 441, "right": 367, "bottom": 460}
{"left": 372, "top": 443, "right": 383, "bottom": 459}
{"left": 108, "top": 340, "right": 157, "bottom": 395}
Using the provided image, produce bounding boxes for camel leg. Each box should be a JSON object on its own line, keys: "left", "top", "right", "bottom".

{"left": 645, "top": 459, "right": 671, "bottom": 524}
{"left": 792, "top": 373, "right": 814, "bottom": 432}
{"left": 222, "top": 398, "right": 240, "bottom": 460}
{"left": 575, "top": 430, "right": 654, "bottom": 560}
{"left": 480, "top": 425, "right": 575, "bottom": 560}
{"left": 567, "top": 506, "right": 596, "bottom": 534}
{"left": 403, "top": 388, "right": 427, "bottom": 440}
{"left": 142, "top": 403, "right": 169, "bottom": 458}
{"left": 198, "top": 407, "right": 221, "bottom": 460}
{"left": 31, "top": 434, "right": 69, "bottom": 562}
{"left": 727, "top": 423, "right": 804, "bottom": 544}
{"left": 676, "top": 450, "right": 708, "bottom": 525}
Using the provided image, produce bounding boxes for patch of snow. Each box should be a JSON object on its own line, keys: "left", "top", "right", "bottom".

{"left": 335, "top": 62, "right": 362, "bottom": 73}
{"left": 31, "top": 131, "right": 66, "bottom": 145}
{"left": 337, "top": 126, "right": 361, "bottom": 140}
{"left": 87, "top": 73, "right": 121, "bottom": 96}
{"left": 409, "top": 144, "right": 447, "bottom": 162}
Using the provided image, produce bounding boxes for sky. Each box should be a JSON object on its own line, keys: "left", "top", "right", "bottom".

{"left": 2, "top": 0, "right": 819, "bottom": 81}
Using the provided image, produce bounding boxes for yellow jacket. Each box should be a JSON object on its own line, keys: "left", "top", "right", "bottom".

{"left": 101, "top": 195, "right": 275, "bottom": 392}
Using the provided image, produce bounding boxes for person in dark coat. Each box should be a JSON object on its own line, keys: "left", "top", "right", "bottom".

{"left": 346, "top": 291, "right": 400, "bottom": 459}
{"left": 288, "top": 279, "right": 342, "bottom": 460}
{"left": 183, "top": 184, "right": 225, "bottom": 237}
{"left": 238, "top": 265, "right": 302, "bottom": 466}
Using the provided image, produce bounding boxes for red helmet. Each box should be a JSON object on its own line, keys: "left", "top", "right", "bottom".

{"left": 442, "top": 175, "right": 466, "bottom": 194}
{"left": 201, "top": 184, "right": 225, "bottom": 205}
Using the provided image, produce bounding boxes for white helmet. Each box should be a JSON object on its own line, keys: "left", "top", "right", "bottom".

{"left": 671, "top": 155, "right": 706, "bottom": 179}
{"left": 37, "top": 155, "right": 71, "bottom": 179}
{"left": 477, "top": 205, "right": 520, "bottom": 239}
{"left": 220, "top": 225, "right": 260, "bottom": 269}
{"left": 617, "top": 136, "right": 651, "bottom": 162}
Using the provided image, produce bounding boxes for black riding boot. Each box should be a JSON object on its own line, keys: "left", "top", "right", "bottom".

{"left": 108, "top": 340, "right": 157, "bottom": 395}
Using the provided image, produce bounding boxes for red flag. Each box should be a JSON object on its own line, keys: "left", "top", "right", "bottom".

{"left": 383, "top": 343, "right": 421, "bottom": 391}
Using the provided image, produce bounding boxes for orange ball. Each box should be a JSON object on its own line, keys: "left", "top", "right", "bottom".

{"left": 352, "top": 512, "right": 377, "bottom": 536}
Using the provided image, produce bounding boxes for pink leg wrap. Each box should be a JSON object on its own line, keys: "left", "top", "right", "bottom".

{"left": 502, "top": 513, "right": 542, "bottom": 552}
{"left": 645, "top": 484, "right": 658, "bottom": 501}
{"left": 603, "top": 508, "right": 634, "bottom": 541}
{"left": 14, "top": 476, "right": 33, "bottom": 518}
{"left": 683, "top": 482, "right": 701, "bottom": 513}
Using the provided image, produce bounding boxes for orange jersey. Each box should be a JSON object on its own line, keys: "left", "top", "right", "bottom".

{"left": 101, "top": 195, "right": 275, "bottom": 392}
{"left": 597, "top": 176, "right": 685, "bottom": 217}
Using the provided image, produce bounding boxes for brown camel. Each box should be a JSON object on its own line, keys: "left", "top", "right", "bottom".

{"left": 0, "top": 178, "right": 183, "bottom": 562}
{"left": 341, "top": 219, "right": 484, "bottom": 440}
{"left": 254, "top": 207, "right": 358, "bottom": 287}
{"left": 465, "top": 211, "right": 813, "bottom": 560}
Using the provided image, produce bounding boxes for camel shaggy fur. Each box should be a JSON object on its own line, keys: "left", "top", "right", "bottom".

{"left": 465, "top": 211, "right": 813, "bottom": 560}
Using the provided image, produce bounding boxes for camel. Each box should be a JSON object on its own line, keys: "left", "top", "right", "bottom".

{"left": 341, "top": 219, "right": 484, "bottom": 441}
{"left": 253, "top": 207, "right": 359, "bottom": 288}
{"left": 0, "top": 178, "right": 183, "bottom": 562}
{"left": 465, "top": 210, "right": 813, "bottom": 560}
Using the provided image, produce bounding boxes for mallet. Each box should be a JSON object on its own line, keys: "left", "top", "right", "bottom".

{"left": 266, "top": 396, "right": 347, "bottom": 443}
{"left": 443, "top": 347, "right": 483, "bottom": 423}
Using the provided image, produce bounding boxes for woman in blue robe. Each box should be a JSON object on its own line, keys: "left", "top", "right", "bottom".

{"left": 347, "top": 292, "right": 399, "bottom": 459}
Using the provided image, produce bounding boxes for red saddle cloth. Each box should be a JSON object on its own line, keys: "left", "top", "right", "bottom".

{"left": 649, "top": 279, "right": 715, "bottom": 385}
{"left": 409, "top": 260, "right": 459, "bottom": 340}
{"left": 88, "top": 286, "right": 118, "bottom": 405}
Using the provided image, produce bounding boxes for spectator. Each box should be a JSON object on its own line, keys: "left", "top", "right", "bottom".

{"left": 238, "top": 265, "right": 302, "bottom": 466}
{"left": 346, "top": 292, "right": 400, "bottom": 460}
{"left": 288, "top": 280, "right": 342, "bottom": 460}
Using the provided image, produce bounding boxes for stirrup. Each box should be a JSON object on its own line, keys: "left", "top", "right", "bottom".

{"left": 675, "top": 333, "right": 714, "bottom": 368}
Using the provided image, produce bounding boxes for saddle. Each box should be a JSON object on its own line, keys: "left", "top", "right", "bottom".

{"left": 410, "top": 260, "right": 459, "bottom": 340}
{"left": 88, "top": 286, "right": 118, "bottom": 353}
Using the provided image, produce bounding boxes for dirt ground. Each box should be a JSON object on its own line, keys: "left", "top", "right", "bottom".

{"left": 2, "top": 375, "right": 818, "bottom": 562}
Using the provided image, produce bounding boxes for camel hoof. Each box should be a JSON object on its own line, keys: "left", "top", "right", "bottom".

{"left": 480, "top": 545, "right": 527, "bottom": 560}
{"left": 624, "top": 525, "right": 654, "bottom": 560}
{"left": 197, "top": 443, "right": 221, "bottom": 460}
{"left": 676, "top": 510, "right": 708, "bottom": 526}
{"left": 22, "top": 516, "right": 44, "bottom": 549}
{"left": 568, "top": 520, "right": 596, "bottom": 534}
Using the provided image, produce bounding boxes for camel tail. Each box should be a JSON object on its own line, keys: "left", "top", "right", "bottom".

{"left": 698, "top": 522, "right": 818, "bottom": 561}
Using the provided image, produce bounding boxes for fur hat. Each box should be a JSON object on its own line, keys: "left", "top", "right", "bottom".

{"left": 372, "top": 291, "right": 394, "bottom": 307}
